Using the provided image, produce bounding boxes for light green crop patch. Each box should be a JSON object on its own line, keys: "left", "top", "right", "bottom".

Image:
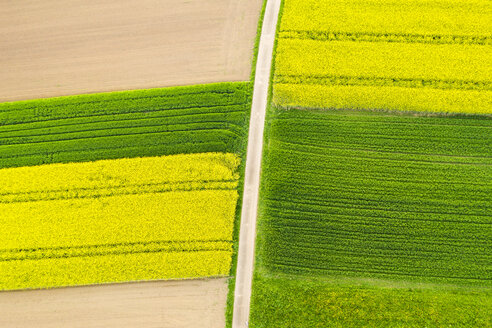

{"left": 274, "top": 0, "right": 492, "bottom": 114}
{"left": 250, "top": 274, "right": 492, "bottom": 328}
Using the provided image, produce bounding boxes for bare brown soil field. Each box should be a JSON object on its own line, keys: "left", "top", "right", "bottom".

{"left": 0, "top": 0, "right": 262, "bottom": 102}
{"left": 0, "top": 278, "right": 228, "bottom": 328}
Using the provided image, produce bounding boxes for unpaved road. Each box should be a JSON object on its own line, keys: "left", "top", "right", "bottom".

{"left": 0, "top": 0, "right": 262, "bottom": 102}
{"left": 232, "top": 0, "right": 282, "bottom": 327}
{"left": 0, "top": 278, "right": 228, "bottom": 328}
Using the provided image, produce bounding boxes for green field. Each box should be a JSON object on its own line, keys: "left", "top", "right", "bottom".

{"left": 257, "top": 109, "right": 491, "bottom": 284}
{"left": 251, "top": 274, "right": 492, "bottom": 328}
{"left": 0, "top": 82, "right": 251, "bottom": 169}
{"left": 251, "top": 107, "right": 492, "bottom": 325}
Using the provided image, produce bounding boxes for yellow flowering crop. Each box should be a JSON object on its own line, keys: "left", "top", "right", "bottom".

{"left": 0, "top": 152, "right": 240, "bottom": 195}
{"left": 280, "top": 0, "right": 491, "bottom": 37}
{"left": 0, "top": 190, "right": 237, "bottom": 250}
{"left": 0, "top": 153, "right": 240, "bottom": 290}
{"left": 274, "top": 0, "right": 492, "bottom": 114}
{"left": 275, "top": 40, "right": 491, "bottom": 82}
{"left": 274, "top": 84, "right": 492, "bottom": 114}
{"left": 1, "top": 249, "right": 232, "bottom": 290}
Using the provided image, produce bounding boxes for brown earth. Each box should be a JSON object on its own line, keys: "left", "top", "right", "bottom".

{"left": 0, "top": 278, "right": 228, "bottom": 328}
{"left": 0, "top": 0, "right": 263, "bottom": 102}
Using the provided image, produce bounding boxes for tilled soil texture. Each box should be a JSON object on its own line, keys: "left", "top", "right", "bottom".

{"left": 0, "top": 278, "right": 228, "bottom": 328}
{"left": 0, "top": 0, "right": 262, "bottom": 102}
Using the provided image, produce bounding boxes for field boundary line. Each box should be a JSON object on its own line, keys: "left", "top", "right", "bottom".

{"left": 232, "top": 0, "right": 282, "bottom": 327}
{"left": 274, "top": 75, "right": 492, "bottom": 91}
{"left": 279, "top": 30, "right": 492, "bottom": 45}
{"left": 1, "top": 240, "right": 233, "bottom": 262}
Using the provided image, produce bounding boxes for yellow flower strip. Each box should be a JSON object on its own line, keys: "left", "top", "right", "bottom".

{"left": 0, "top": 152, "right": 240, "bottom": 195}
{"left": 1, "top": 250, "right": 232, "bottom": 290}
{"left": 273, "top": 38, "right": 492, "bottom": 114}
{"left": 275, "top": 39, "right": 491, "bottom": 82}
{"left": 1, "top": 188, "right": 238, "bottom": 251}
{"left": 280, "top": 0, "right": 492, "bottom": 38}
{"left": 274, "top": 84, "right": 492, "bottom": 114}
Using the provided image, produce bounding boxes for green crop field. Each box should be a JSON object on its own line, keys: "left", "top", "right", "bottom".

{"left": 0, "top": 82, "right": 251, "bottom": 169}
{"left": 258, "top": 109, "right": 491, "bottom": 284}
{"left": 251, "top": 108, "right": 492, "bottom": 326}
{"left": 250, "top": 0, "right": 492, "bottom": 326}
{"left": 273, "top": 0, "right": 492, "bottom": 114}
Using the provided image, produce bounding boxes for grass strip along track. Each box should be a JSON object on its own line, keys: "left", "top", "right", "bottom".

{"left": 272, "top": 0, "right": 492, "bottom": 114}
{"left": 0, "top": 153, "right": 239, "bottom": 290}
{"left": 251, "top": 108, "right": 492, "bottom": 327}
{"left": 0, "top": 82, "right": 251, "bottom": 169}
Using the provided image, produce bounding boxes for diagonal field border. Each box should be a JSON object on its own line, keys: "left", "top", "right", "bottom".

{"left": 232, "top": 0, "right": 282, "bottom": 327}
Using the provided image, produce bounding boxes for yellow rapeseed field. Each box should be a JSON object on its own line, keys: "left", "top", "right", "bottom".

{"left": 275, "top": 40, "right": 491, "bottom": 82}
{"left": 274, "top": 0, "right": 492, "bottom": 114}
{"left": 0, "top": 190, "right": 237, "bottom": 250}
{"left": 0, "top": 153, "right": 240, "bottom": 290}
{"left": 274, "top": 84, "right": 492, "bottom": 114}
{"left": 1, "top": 250, "right": 232, "bottom": 290}
{"left": 0, "top": 152, "right": 240, "bottom": 195}
{"left": 280, "top": 0, "right": 492, "bottom": 37}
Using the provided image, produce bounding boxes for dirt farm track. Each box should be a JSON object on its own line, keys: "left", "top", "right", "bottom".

{"left": 0, "top": 0, "right": 262, "bottom": 102}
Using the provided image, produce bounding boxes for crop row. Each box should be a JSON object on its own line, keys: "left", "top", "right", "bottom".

{"left": 275, "top": 75, "right": 489, "bottom": 91}
{"left": 258, "top": 109, "right": 492, "bottom": 285}
{"left": 0, "top": 82, "right": 251, "bottom": 169}
{"left": 1, "top": 240, "right": 231, "bottom": 262}
{"left": 1, "top": 180, "right": 237, "bottom": 204}
{"left": 0, "top": 153, "right": 240, "bottom": 290}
